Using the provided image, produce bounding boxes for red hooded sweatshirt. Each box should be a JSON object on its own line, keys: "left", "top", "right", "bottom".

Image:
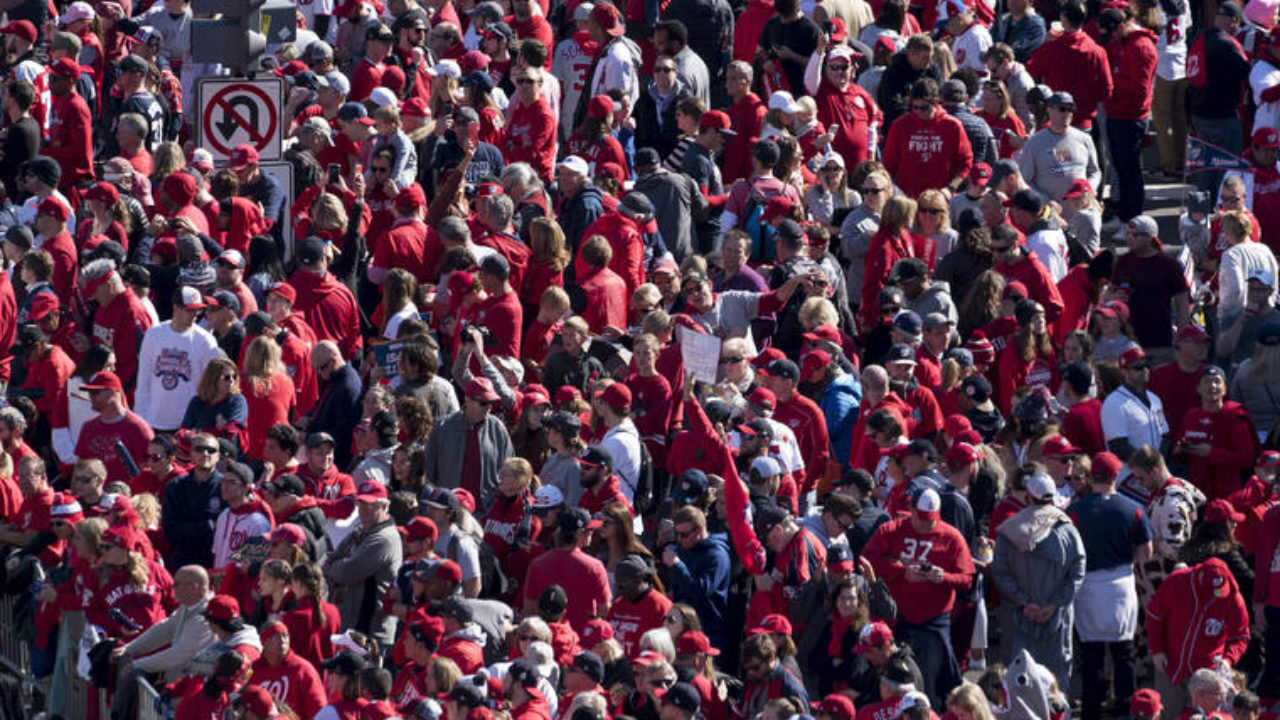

{"left": 815, "top": 78, "right": 882, "bottom": 169}
{"left": 1146, "top": 557, "right": 1249, "bottom": 683}
{"left": 251, "top": 651, "right": 328, "bottom": 720}
{"left": 287, "top": 268, "right": 363, "bottom": 359}
{"left": 1254, "top": 502, "right": 1280, "bottom": 606}
{"left": 579, "top": 212, "right": 646, "bottom": 296}
{"left": 1175, "top": 401, "right": 1258, "bottom": 501}
{"left": 882, "top": 107, "right": 973, "bottom": 199}
{"left": 297, "top": 464, "right": 356, "bottom": 519}
{"left": 220, "top": 197, "right": 272, "bottom": 255}
{"left": 1104, "top": 26, "right": 1158, "bottom": 120}
{"left": 1026, "top": 30, "right": 1114, "bottom": 128}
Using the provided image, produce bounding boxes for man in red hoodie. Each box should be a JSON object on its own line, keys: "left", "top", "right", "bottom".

{"left": 368, "top": 184, "right": 430, "bottom": 285}
{"left": 1146, "top": 558, "right": 1249, "bottom": 715}
{"left": 992, "top": 223, "right": 1064, "bottom": 326}
{"left": 1173, "top": 366, "right": 1258, "bottom": 500}
{"left": 437, "top": 598, "right": 486, "bottom": 673}
{"left": 1025, "top": 0, "right": 1113, "bottom": 130}
{"left": 813, "top": 41, "right": 882, "bottom": 169}
{"left": 469, "top": 254, "right": 523, "bottom": 358}
{"left": 763, "top": 358, "right": 830, "bottom": 497}
{"left": 296, "top": 432, "right": 356, "bottom": 520}
{"left": 1099, "top": 7, "right": 1157, "bottom": 222}
{"left": 288, "top": 236, "right": 362, "bottom": 359}
{"left": 249, "top": 622, "right": 327, "bottom": 720}
{"left": 883, "top": 78, "right": 973, "bottom": 199}
{"left": 580, "top": 192, "right": 647, "bottom": 295}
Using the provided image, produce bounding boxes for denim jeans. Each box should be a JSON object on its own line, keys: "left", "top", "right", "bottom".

{"left": 1107, "top": 118, "right": 1150, "bottom": 221}
{"left": 1191, "top": 115, "right": 1244, "bottom": 195}
{"left": 896, "top": 613, "right": 962, "bottom": 709}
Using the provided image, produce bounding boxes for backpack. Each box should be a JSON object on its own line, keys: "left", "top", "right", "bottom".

{"left": 738, "top": 189, "right": 774, "bottom": 263}
{"left": 447, "top": 532, "right": 510, "bottom": 598}
{"left": 1186, "top": 32, "right": 1209, "bottom": 89}
{"left": 624, "top": 433, "right": 657, "bottom": 515}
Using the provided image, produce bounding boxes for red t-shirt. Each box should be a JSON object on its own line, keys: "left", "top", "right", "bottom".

{"left": 469, "top": 289, "right": 523, "bottom": 358}
{"left": 243, "top": 374, "right": 296, "bottom": 460}
{"left": 1062, "top": 398, "right": 1106, "bottom": 456}
{"left": 523, "top": 548, "right": 612, "bottom": 634}
{"left": 92, "top": 289, "right": 153, "bottom": 389}
{"left": 74, "top": 411, "right": 155, "bottom": 486}
{"left": 605, "top": 588, "right": 673, "bottom": 658}
{"left": 625, "top": 373, "right": 674, "bottom": 466}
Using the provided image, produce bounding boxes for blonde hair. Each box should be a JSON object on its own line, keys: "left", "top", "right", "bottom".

{"left": 312, "top": 193, "right": 349, "bottom": 232}
{"left": 799, "top": 296, "right": 839, "bottom": 328}
{"left": 243, "top": 335, "right": 284, "bottom": 395}
{"left": 1221, "top": 209, "right": 1254, "bottom": 243}
{"left": 947, "top": 683, "right": 997, "bottom": 720}
{"left": 500, "top": 457, "right": 537, "bottom": 491}
{"left": 915, "top": 189, "right": 952, "bottom": 232}
{"left": 530, "top": 217, "right": 570, "bottom": 271}
{"left": 133, "top": 493, "right": 161, "bottom": 529}
{"left": 540, "top": 286, "right": 571, "bottom": 316}
{"left": 880, "top": 195, "right": 918, "bottom": 234}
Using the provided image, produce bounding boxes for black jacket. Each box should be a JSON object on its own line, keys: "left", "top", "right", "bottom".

{"left": 877, "top": 54, "right": 944, "bottom": 133}
{"left": 634, "top": 82, "right": 691, "bottom": 159}
{"left": 161, "top": 470, "right": 226, "bottom": 569}
{"left": 1188, "top": 27, "right": 1251, "bottom": 118}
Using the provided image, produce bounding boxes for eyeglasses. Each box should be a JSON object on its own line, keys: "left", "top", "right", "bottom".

{"left": 1221, "top": 195, "right": 1241, "bottom": 203}
{"left": 674, "top": 528, "right": 696, "bottom": 539}
{"left": 193, "top": 445, "right": 219, "bottom": 454}
{"left": 654, "top": 66, "right": 676, "bottom": 74}
{"left": 720, "top": 356, "right": 744, "bottom": 365}
{"left": 861, "top": 186, "right": 886, "bottom": 195}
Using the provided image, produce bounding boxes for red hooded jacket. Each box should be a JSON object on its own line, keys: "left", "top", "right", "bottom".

{"left": 1146, "top": 557, "right": 1249, "bottom": 683}
{"left": 1104, "top": 26, "right": 1158, "bottom": 120}
{"left": 1026, "top": 30, "right": 1114, "bottom": 128}
{"left": 287, "top": 268, "right": 363, "bottom": 359}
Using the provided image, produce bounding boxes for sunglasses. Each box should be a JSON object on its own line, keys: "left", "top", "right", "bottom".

{"left": 720, "top": 356, "right": 744, "bottom": 365}
{"left": 919, "top": 207, "right": 945, "bottom": 215}
{"left": 861, "top": 186, "right": 886, "bottom": 195}
{"left": 193, "top": 445, "right": 219, "bottom": 454}
{"left": 145, "top": 453, "right": 167, "bottom": 461}
{"left": 674, "top": 528, "right": 696, "bottom": 539}
{"left": 828, "top": 63, "right": 850, "bottom": 71}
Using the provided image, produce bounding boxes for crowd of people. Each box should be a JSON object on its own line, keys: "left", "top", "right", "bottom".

{"left": 2, "top": 0, "right": 1280, "bottom": 719}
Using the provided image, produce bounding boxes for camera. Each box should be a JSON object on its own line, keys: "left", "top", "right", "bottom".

{"left": 459, "top": 320, "right": 496, "bottom": 346}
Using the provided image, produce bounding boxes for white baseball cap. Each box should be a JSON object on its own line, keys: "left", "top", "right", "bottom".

{"left": 368, "top": 87, "right": 398, "bottom": 108}
{"left": 768, "top": 90, "right": 800, "bottom": 114}
{"left": 914, "top": 488, "right": 941, "bottom": 517}
{"left": 557, "top": 155, "right": 590, "bottom": 177}
{"left": 426, "top": 60, "right": 461, "bottom": 79}
{"left": 60, "top": 1, "right": 95, "bottom": 24}
{"left": 533, "top": 485, "right": 565, "bottom": 509}
{"left": 1025, "top": 472, "right": 1057, "bottom": 503}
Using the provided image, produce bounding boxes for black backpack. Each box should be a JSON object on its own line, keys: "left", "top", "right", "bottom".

{"left": 448, "top": 533, "right": 510, "bottom": 598}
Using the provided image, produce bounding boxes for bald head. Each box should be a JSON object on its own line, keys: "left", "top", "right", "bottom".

{"left": 311, "top": 340, "right": 344, "bottom": 375}
{"left": 862, "top": 365, "right": 889, "bottom": 403}
{"left": 175, "top": 565, "right": 210, "bottom": 606}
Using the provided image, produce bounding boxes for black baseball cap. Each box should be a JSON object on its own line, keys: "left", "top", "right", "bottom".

{"left": 319, "top": 651, "right": 367, "bottom": 675}
{"left": 559, "top": 507, "right": 603, "bottom": 534}
{"left": 571, "top": 651, "right": 605, "bottom": 683}
{"left": 664, "top": 683, "right": 701, "bottom": 714}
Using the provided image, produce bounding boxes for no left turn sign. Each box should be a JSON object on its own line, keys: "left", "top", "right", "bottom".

{"left": 197, "top": 77, "right": 284, "bottom": 163}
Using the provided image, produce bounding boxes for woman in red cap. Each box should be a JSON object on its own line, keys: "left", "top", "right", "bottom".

{"left": 76, "top": 181, "right": 131, "bottom": 252}
{"left": 84, "top": 526, "right": 171, "bottom": 642}
{"left": 1181, "top": 498, "right": 1254, "bottom": 599}
{"left": 1226, "top": 450, "right": 1280, "bottom": 557}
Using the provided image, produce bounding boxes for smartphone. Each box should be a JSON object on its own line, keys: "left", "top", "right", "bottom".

{"left": 467, "top": 121, "right": 480, "bottom": 145}
{"left": 327, "top": 163, "right": 341, "bottom": 185}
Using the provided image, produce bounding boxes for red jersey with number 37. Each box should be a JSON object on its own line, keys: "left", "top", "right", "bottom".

{"left": 864, "top": 515, "right": 975, "bottom": 624}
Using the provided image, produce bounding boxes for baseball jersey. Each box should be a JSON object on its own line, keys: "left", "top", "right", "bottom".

{"left": 864, "top": 515, "right": 976, "bottom": 623}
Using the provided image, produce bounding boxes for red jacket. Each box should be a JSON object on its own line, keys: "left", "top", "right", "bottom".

{"left": 997, "top": 251, "right": 1065, "bottom": 324}
{"left": 288, "top": 268, "right": 363, "bottom": 359}
{"left": 297, "top": 464, "right": 356, "bottom": 519}
{"left": 849, "top": 393, "right": 913, "bottom": 471}
{"left": 815, "top": 79, "right": 881, "bottom": 169}
{"left": 45, "top": 92, "right": 94, "bottom": 188}
{"left": 995, "top": 341, "right": 1059, "bottom": 415}
{"left": 349, "top": 56, "right": 385, "bottom": 102}
{"left": 1054, "top": 264, "right": 1097, "bottom": 345}
{"left": 1104, "top": 27, "right": 1158, "bottom": 120}
{"left": 520, "top": 259, "right": 564, "bottom": 311}
{"left": 861, "top": 229, "right": 930, "bottom": 328}
{"left": 1147, "top": 557, "right": 1249, "bottom": 683}
{"left": 0, "top": 272, "right": 15, "bottom": 386}
{"left": 250, "top": 651, "right": 328, "bottom": 720}
{"left": 280, "top": 598, "right": 342, "bottom": 669}
{"left": 775, "top": 391, "right": 830, "bottom": 494}
{"left": 724, "top": 93, "right": 768, "bottom": 184}
{"left": 372, "top": 217, "right": 430, "bottom": 283}
{"left": 43, "top": 230, "right": 79, "bottom": 302}
{"left": 580, "top": 212, "right": 646, "bottom": 295}
{"left": 504, "top": 97, "right": 558, "bottom": 182}
{"left": 1255, "top": 502, "right": 1280, "bottom": 606}
{"left": 882, "top": 108, "right": 972, "bottom": 198}
{"left": 438, "top": 631, "right": 485, "bottom": 673}
{"left": 1026, "top": 30, "right": 1114, "bottom": 127}
{"left": 477, "top": 230, "right": 533, "bottom": 293}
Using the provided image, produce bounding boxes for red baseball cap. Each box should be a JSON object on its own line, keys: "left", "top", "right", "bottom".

{"left": 267, "top": 282, "right": 297, "bottom": 305}
{"left": 81, "top": 371, "right": 124, "bottom": 395}
{"left": 1130, "top": 689, "right": 1162, "bottom": 719}
{"left": 589, "top": 3, "right": 624, "bottom": 35}
{"left": 554, "top": 385, "right": 583, "bottom": 406}
{"left": 1062, "top": 178, "right": 1094, "bottom": 200}
{"left": 675, "top": 631, "right": 720, "bottom": 656}
{"left": 401, "top": 96, "right": 430, "bottom": 118}
{"left": 0, "top": 21, "right": 37, "bottom": 43}
{"left": 943, "top": 414, "right": 972, "bottom": 437}
{"left": 1254, "top": 126, "right": 1280, "bottom": 149}
{"left": 752, "top": 347, "right": 786, "bottom": 369}
{"left": 969, "top": 163, "right": 991, "bottom": 187}
{"left": 594, "top": 383, "right": 632, "bottom": 410}
{"left": 747, "top": 386, "right": 776, "bottom": 411}
{"left": 802, "top": 325, "right": 842, "bottom": 346}
{"left": 269, "top": 523, "right": 307, "bottom": 546}
{"left": 1003, "top": 280, "right": 1029, "bottom": 300}
{"left": 356, "top": 481, "right": 389, "bottom": 503}
{"left": 1175, "top": 324, "right": 1210, "bottom": 344}
{"left": 403, "top": 516, "right": 438, "bottom": 542}
{"left": 945, "top": 442, "right": 982, "bottom": 466}
{"left": 83, "top": 181, "right": 120, "bottom": 206}
{"left": 852, "top": 621, "right": 893, "bottom": 654}
{"left": 1258, "top": 449, "right": 1280, "bottom": 467}
{"left": 914, "top": 488, "right": 942, "bottom": 520}
{"left": 632, "top": 650, "right": 668, "bottom": 667}
{"left": 465, "top": 377, "right": 501, "bottom": 403}
{"left": 238, "top": 685, "right": 277, "bottom": 719}
{"left": 1204, "top": 498, "right": 1245, "bottom": 523}
{"left": 228, "top": 144, "right": 260, "bottom": 171}
{"left": 1118, "top": 347, "right": 1149, "bottom": 370}
{"left": 453, "top": 488, "right": 477, "bottom": 513}
{"left": 1094, "top": 300, "right": 1130, "bottom": 321}
{"left": 28, "top": 293, "right": 59, "bottom": 322}
{"left": 205, "top": 594, "right": 241, "bottom": 622}
{"left": 1090, "top": 451, "right": 1123, "bottom": 480}
{"left": 748, "top": 614, "right": 793, "bottom": 636}
{"left": 761, "top": 195, "right": 795, "bottom": 223}
{"left": 37, "top": 197, "right": 69, "bottom": 222}
{"left": 432, "top": 559, "right": 463, "bottom": 584}
{"left": 395, "top": 183, "right": 427, "bottom": 212}
{"left": 699, "top": 110, "right": 737, "bottom": 135}
{"left": 581, "top": 618, "right": 614, "bottom": 645}
{"left": 1041, "top": 435, "right": 1082, "bottom": 458}
{"left": 49, "top": 57, "right": 82, "bottom": 79}
{"left": 801, "top": 350, "right": 831, "bottom": 379}
{"left": 587, "top": 94, "right": 616, "bottom": 120}
{"left": 819, "top": 695, "right": 856, "bottom": 720}
{"left": 50, "top": 492, "right": 84, "bottom": 523}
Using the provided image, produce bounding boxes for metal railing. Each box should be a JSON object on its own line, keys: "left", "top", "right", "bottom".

{"left": 138, "top": 675, "right": 165, "bottom": 720}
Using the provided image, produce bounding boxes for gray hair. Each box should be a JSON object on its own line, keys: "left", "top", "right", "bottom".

{"left": 82, "top": 258, "right": 118, "bottom": 281}
{"left": 0, "top": 407, "right": 25, "bottom": 434}
{"left": 501, "top": 163, "right": 541, "bottom": 195}
{"left": 1187, "top": 668, "right": 1227, "bottom": 697}
{"left": 862, "top": 365, "right": 889, "bottom": 395}
{"left": 437, "top": 216, "right": 471, "bottom": 244}
{"left": 484, "top": 193, "right": 515, "bottom": 228}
